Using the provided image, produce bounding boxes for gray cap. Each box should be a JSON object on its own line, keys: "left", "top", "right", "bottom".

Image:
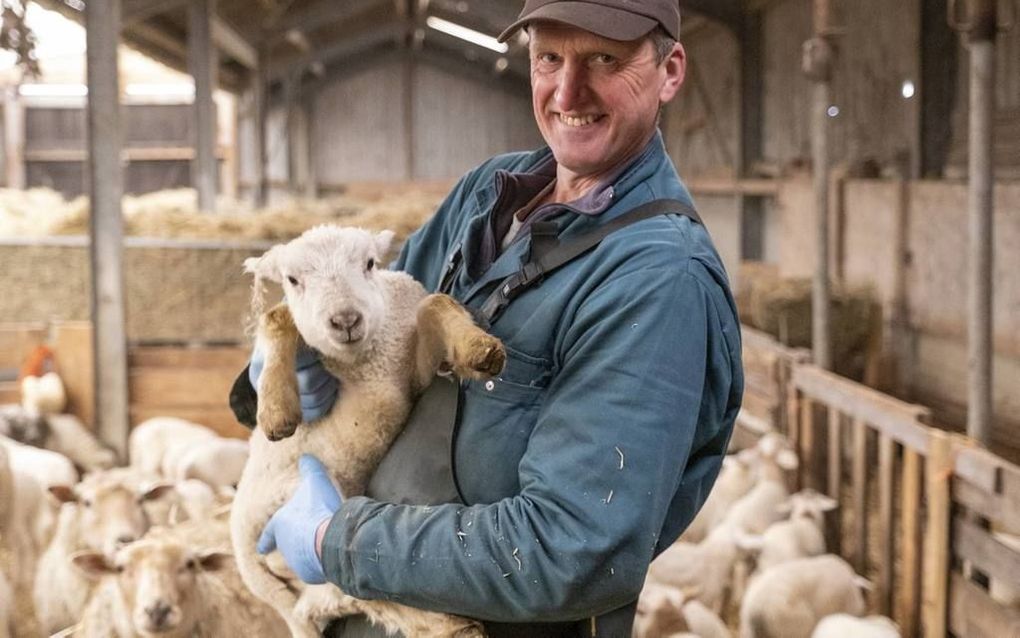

{"left": 497, "top": 0, "right": 682, "bottom": 43}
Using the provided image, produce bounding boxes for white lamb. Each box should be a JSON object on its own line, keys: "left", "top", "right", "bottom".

{"left": 633, "top": 583, "right": 731, "bottom": 638}
{"left": 736, "top": 489, "right": 837, "bottom": 573}
{"left": 232, "top": 226, "right": 505, "bottom": 638}
{"left": 0, "top": 433, "right": 78, "bottom": 488}
{"left": 811, "top": 613, "right": 901, "bottom": 637}
{"left": 683, "top": 447, "right": 759, "bottom": 542}
{"left": 721, "top": 433, "right": 799, "bottom": 535}
{"left": 128, "top": 417, "right": 218, "bottom": 478}
{"left": 43, "top": 413, "right": 117, "bottom": 472}
{"left": 72, "top": 520, "right": 287, "bottom": 637}
{"left": 739, "top": 554, "right": 868, "bottom": 638}
{"left": 172, "top": 437, "right": 248, "bottom": 487}
{"left": 33, "top": 468, "right": 174, "bottom": 634}
{"left": 645, "top": 522, "right": 741, "bottom": 614}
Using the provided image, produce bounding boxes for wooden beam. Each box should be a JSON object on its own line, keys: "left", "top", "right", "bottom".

{"left": 268, "top": 22, "right": 409, "bottom": 82}
{"left": 123, "top": 0, "right": 186, "bottom": 25}
{"left": 270, "top": 0, "right": 383, "bottom": 37}
{"left": 189, "top": 0, "right": 218, "bottom": 212}
{"left": 921, "top": 432, "right": 952, "bottom": 638}
{"left": 211, "top": 17, "right": 257, "bottom": 69}
{"left": 85, "top": 0, "right": 130, "bottom": 461}
{"left": 3, "top": 87, "right": 25, "bottom": 189}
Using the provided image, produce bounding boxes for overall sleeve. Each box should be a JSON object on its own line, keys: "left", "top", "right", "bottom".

{"left": 320, "top": 261, "right": 735, "bottom": 622}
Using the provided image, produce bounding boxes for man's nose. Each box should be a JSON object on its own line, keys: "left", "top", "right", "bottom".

{"left": 554, "top": 63, "right": 586, "bottom": 111}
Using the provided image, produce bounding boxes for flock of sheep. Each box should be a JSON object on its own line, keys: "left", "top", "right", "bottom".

{"left": 634, "top": 431, "right": 901, "bottom": 638}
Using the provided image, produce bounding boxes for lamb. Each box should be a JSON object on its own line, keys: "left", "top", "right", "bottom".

{"left": 721, "top": 433, "right": 799, "bottom": 535}
{"left": 43, "top": 413, "right": 117, "bottom": 472}
{"left": 736, "top": 489, "right": 837, "bottom": 573}
{"left": 128, "top": 416, "right": 218, "bottom": 477}
{"left": 71, "top": 520, "right": 288, "bottom": 637}
{"left": 682, "top": 447, "right": 759, "bottom": 542}
{"left": 231, "top": 225, "right": 505, "bottom": 638}
{"left": 633, "top": 583, "right": 731, "bottom": 638}
{"left": 645, "top": 522, "right": 742, "bottom": 614}
{"left": 33, "top": 468, "right": 174, "bottom": 634}
{"left": 811, "top": 613, "right": 901, "bottom": 637}
{"left": 172, "top": 437, "right": 248, "bottom": 487}
{"left": 739, "top": 554, "right": 868, "bottom": 638}
{"left": 0, "top": 433, "right": 78, "bottom": 489}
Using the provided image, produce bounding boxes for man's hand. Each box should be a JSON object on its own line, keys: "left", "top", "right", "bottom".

{"left": 257, "top": 454, "right": 342, "bottom": 584}
{"left": 249, "top": 342, "right": 340, "bottom": 422}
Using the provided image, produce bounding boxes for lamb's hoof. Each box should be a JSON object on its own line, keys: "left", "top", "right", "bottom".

{"left": 454, "top": 622, "right": 487, "bottom": 638}
{"left": 453, "top": 335, "right": 505, "bottom": 380}
{"left": 258, "top": 405, "right": 301, "bottom": 441}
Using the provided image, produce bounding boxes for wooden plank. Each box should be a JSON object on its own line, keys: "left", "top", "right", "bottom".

{"left": 826, "top": 405, "right": 843, "bottom": 555}
{"left": 792, "top": 364, "right": 932, "bottom": 453}
{"left": 949, "top": 573, "right": 1020, "bottom": 638}
{"left": 922, "top": 432, "right": 952, "bottom": 638}
{"left": 740, "top": 391, "right": 779, "bottom": 424}
{"left": 800, "top": 397, "right": 816, "bottom": 492}
{"left": 852, "top": 417, "right": 869, "bottom": 575}
{"left": 897, "top": 447, "right": 922, "bottom": 637}
{"left": 128, "top": 346, "right": 249, "bottom": 369}
{"left": 0, "top": 323, "right": 47, "bottom": 370}
{"left": 686, "top": 177, "right": 781, "bottom": 197}
{"left": 129, "top": 367, "right": 236, "bottom": 407}
{"left": 953, "top": 479, "right": 1020, "bottom": 532}
{"left": 24, "top": 146, "right": 226, "bottom": 162}
{"left": 130, "top": 405, "right": 249, "bottom": 439}
{"left": 954, "top": 516, "right": 1020, "bottom": 591}
{"left": 787, "top": 385, "right": 801, "bottom": 486}
{"left": 877, "top": 433, "right": 896, "bottom": 616}
{"left": 189, "top": 0, "right": 217, "bottom": 212}
{"left": 52, "top": 322, "right": 95, "bottom": 430}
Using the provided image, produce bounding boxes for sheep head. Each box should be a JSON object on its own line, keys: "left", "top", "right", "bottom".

{"left": 72, "top": 539, "right": 230, "bottom": 637}
{"left": 245, "top": 225, "right": 395, "bottom": 361}
{"left": 49, "top": 469, "right": 175, "bottom": 556}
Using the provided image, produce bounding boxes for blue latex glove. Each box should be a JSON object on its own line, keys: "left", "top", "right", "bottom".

{"left": 257, "top": 454, "right": 342, "bottom": 584}
{"left": 249, "top": 342, "right": 340, "bottom": 422}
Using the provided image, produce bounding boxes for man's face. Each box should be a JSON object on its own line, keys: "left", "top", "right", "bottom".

{"left": 528, "top": 23, "right": 686, "bottom": 180}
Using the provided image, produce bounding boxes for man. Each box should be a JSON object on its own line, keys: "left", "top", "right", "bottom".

{"left": 235, "top": 1, "right": 744, "bottom": 635}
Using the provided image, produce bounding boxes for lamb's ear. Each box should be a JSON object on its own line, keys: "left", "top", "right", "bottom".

{"left": 374, "top": 230, "right": 395, "bottom": 258}
{"left": 776, "top": 448, "right": 800, "bottom": 470}
{"left": 140, "top": 482, "right": 176, "bottom": 502}
{"left": 244, "top": 245, "right": 285, "bottom": 284}
{"left": 49, "top": 485, "right": 78, "bottom": 504}
{"left": 813, "top": 493, "right": 839, "bottom": 512}
{"left": 195, "top": 551, "right": 232, "bottom": 572}
{"left": 71, "top": 551, "right": 116, "bottom": 579}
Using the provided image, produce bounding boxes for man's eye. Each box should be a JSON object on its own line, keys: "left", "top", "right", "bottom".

{"left": 537, "top": 53, "right": 558, "bottom": 64}
{"left": 593, "top": 54, "right": 615, "bottom": 65}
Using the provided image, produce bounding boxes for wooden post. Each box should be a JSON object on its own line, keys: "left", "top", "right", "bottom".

{"left": 877, "top": 433, "right": 895, "bottom": 615}
{"left": 922, "top": 432, "right": 952, "bottom": 638}
{"left": 189, "top": 0, "right": 218, "bottom": 212}
{"left": 85, "top": 0, "right": 129, "bottom": 461}
{"left": 897, "top": 447, "right": 922, "bottom": 637}
{"left": 3, "top": 87, "right": 25, "bottom": 189}
{"left": 826, "top": 405, "right": 843, "bottom": 554}
{"left": 851, "top": 417, "right": 869, "bottom": 574}
{"left": 799, "top": 397, "right": 816, "bottom": 491}
{"left": 252, "top": 49, "right": 268, "bottom": 208}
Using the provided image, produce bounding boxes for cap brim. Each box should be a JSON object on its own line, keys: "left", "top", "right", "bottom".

{"left": 497, "top": 2, "right": 658, "bottom": 43}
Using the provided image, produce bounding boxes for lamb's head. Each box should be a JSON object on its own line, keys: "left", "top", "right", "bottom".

{"left": 245, "top": 225, "right": 395, "bottom": 360}
{"left": 50, "top": 469, "right": 175, "bottom": 556}
{"left": 73, "top": 538, "right": 230, "bottom": 637}
{"left": 780, "top": 488, "right": 838, "bottom": 525}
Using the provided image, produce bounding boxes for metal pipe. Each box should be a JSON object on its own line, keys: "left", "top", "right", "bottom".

{"left": 86, "top": 0, "right": 130, "bottom": 460}
{"left": 966, "top": 0, "right": 996, "bottom": 446}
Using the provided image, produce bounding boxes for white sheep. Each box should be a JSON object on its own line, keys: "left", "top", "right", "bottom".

{"left": 232, "top": 225, "right": 504, "bottom": 638}
{"left": 736, "top": 489, "right": 837, "bottom": 573}
{"left": 739, "top": 554, "right": 868, "bottom": 638}
{"left": 0, "top": 567, "right": 12, "bottom": 638}
{"left": 0, "top": 432, "right": 78, "bottom": 488}
{"left": 634, "top": 583, "right": 731, "bottom": 638}
{"left": 43, "top": 413, "right": 118, "bottom": 472}
{"left": 683, "top": 447, "right": 760, "bottom": 542}
{"left": 71, "top": 520, "right": 288, "bottom": 638}
{"left": 173, "top": 437, "right": 248, "bottom": 487}
{"left": 33, "top": 468, "right": 174, "bottom": 634}
{"left": 128, "top": 417, "right": 218, "bottom": 478}
{"left": 645, "top": 522, "right": 742, "bottom": 614}
{"left": 0, "top": 404, "right": 49, "bottom": 448}
{"left": 811, "top": 613, "right": 901, "bottom": 637}
{"left": 721, "top": 433, "right": 799, "bottom": 535}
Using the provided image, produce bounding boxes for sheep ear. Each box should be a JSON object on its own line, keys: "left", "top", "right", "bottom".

{"left": 374, "top": 230, "right": 395, "bottom": 257}
{"left": 71, "top": 551, "right": 116, "bottom": 579}
{"left": 196, "top": 551, "right": 232, "bottom": 572}
{"left": 776, "top": 448, "right": 799, "bottom": 470}
{"left": 140, "top": 483, "right": 176, "bottom": 502}
{"left": 49, "top": 485, "right": 78, "bottom": 504}
{"left": 815, "top": 494, "right": 839, "bottom": 512}
{"left": 244, "top": 245, "right": 285, "bottom": 284}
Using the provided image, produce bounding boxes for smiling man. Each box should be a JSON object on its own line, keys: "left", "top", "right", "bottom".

{"left": 237, "top": 1, "right": 744, "bottom": 636}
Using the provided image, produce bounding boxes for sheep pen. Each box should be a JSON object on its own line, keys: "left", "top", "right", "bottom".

{"left": 231, "top": 225, "right": 506, "bottom": 638}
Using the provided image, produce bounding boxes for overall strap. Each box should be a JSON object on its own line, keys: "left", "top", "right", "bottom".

{"left": 477, "top": 198, "right": 702, "bottom": 326}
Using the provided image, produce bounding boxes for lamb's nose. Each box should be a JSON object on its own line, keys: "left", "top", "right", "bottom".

{"left": 330, "top": 311, "right": 362, "bottom": 332}
{"left": 146, "top": 601, "right": 172, "bottom": 626}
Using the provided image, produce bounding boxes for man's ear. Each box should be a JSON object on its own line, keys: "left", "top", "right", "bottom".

{"left": 658, "top": 42, "right": 687, "bottom": 103}
{"left": 374, "top": 230, "right": 396, "bottom": 259}
{"left": 244, "top": 245, "right": 286, "bottom": 284}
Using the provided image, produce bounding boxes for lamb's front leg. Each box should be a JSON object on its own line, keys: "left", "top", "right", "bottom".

{"left": 415, "top": 294, "right": 505, "bottom": 386}
{"left": 256, "top": 303, "right": 304, "bottom": 441}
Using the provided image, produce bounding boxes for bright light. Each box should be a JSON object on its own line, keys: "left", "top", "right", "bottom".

{"left": 425, "top": 16, "right": 508, "bottom": 53}
{"left": 827, "top": 105, "right": 840, "bottom": 117}
{"left": 901, "top": 80, "right": 916, "bottom": 99}
{"left": 19, "top": 83, "right": 87, "bottom": 97}
{"left": 494, "top": 57, "right": 509, "bottom": 72}
{"left": 125, "top": 83, "right": 195, "bottom": 98}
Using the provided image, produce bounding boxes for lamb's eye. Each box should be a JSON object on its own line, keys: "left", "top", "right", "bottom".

{"left": 366, "top": 258, "right": 375, "bottom": 271}
{"left": 82, "top": 499, "right": 92, "bottom": 508}
{"left": 287, "top": 275, "right": 299, "bottom": 286}
{"left": 185, "top": 559, "right": 197, "bottom": 571}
